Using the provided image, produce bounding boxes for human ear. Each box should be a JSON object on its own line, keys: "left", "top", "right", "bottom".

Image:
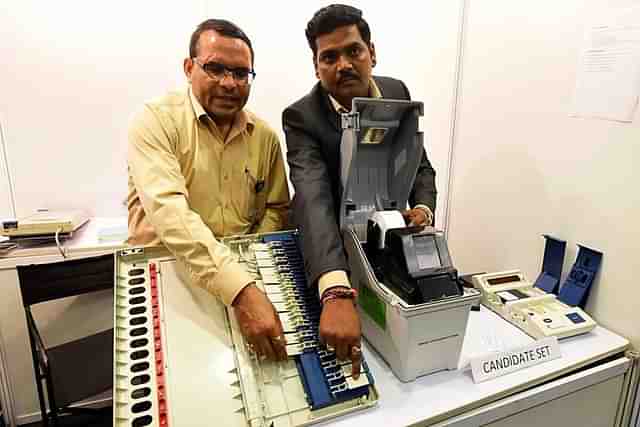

{"left": 313, "top": 55, "right": 320, "bottom": 79}
{"left": 184, "top": 57, "right": 194, "bottom": 82}
{"left": 369, "top": 42, "right": 377, "bottom": 67}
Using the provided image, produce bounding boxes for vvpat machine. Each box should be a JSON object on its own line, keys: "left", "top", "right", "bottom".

{"left": 338, "top": 98, "right": 480, "bottom": 382}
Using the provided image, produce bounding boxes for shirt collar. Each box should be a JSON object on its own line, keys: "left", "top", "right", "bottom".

{"left": 188, "top": 85, "right": 254, "bottom": 135}
{"left": 328, "top": 78, "right": 382, "bottom": 113}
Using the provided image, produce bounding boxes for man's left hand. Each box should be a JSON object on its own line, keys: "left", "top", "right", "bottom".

{"left": 402, "top": 208, "right": 430, "bottom": 226}
{"left": 319, "top": 298, "right": 362, "bottom": 379}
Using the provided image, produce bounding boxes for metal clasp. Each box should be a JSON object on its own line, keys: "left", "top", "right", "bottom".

{"left": 341, "top": 112, "right": 360, "bottom": 130}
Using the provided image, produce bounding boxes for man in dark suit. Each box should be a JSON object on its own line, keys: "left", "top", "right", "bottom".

{"left": 282, "top": 4, "right": 437, "bottom": 378}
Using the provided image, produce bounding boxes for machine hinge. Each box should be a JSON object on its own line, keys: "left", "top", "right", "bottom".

{"left": 120, "top": 247, "right": 145, "bottom": 258}
{"left": 341, "top": 112, "right": 360, "bottom": 131}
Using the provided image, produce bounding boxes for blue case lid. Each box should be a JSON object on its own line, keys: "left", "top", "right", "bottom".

{"left": 534, "top": 234, "right": 566, "bottom": 294}
{"left": 558, "top": 244, "right": 603, "bottom": 308}
{"left": 535, "top": 272, "right": 559, "bottom": 295}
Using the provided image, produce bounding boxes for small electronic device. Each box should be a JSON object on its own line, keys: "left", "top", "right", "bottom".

{"left": 472, "top": 270, "right": 596, "bottom": 339}
{"left": 0, "top": 210, "right": 89, "bottom": 238}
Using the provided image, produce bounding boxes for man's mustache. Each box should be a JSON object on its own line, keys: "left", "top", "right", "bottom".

{"left": 337, "top": 70, "right": 360, "bottom": 84}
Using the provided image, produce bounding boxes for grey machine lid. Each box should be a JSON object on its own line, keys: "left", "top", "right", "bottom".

{"left": 339, "top": 97, "right": 425, "bottom": 240}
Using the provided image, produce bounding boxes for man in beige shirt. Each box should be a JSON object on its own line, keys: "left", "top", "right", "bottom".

{"left": 128, "top": 19, "right": 290, "bottom": 361}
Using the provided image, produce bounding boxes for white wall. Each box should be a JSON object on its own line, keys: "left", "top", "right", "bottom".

{"left": 0, "top": 0, "right": 206, "bottom": 217}
{"left": 447, "top": 0, "right": 640, "bottom": 349}
{"left": 0, "top": 1, "right": 462, "bottom": 225}
{"left": 0, "top": 113, "right": 16, "bottom": 219}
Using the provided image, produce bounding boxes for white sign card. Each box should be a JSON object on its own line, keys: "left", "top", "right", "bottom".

{"left": 471, "top": 336, "right": 561, "bottom": 383}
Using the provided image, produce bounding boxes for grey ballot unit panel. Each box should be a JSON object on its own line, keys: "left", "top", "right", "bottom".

{"left": 113, "top": 231, "right": 378, "bottom": 427}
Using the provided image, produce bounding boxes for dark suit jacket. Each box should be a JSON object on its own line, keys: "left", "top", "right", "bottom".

{"left": 282, "top": 76, "right": 437, "bottom": 287}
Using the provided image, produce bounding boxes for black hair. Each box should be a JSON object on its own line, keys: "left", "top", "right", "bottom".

{"left": 189, "top": 19, "right": 254, "bottom": 66}
{"left": 305, "top": 4, "right": 371, "bottom": 56}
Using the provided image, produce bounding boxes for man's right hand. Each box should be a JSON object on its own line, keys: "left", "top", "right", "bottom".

{"left": 319, "top": 298, "right": 362, "bottom": 379}
{"left": 232, "top": 283, "right": 287, "bottom": 361}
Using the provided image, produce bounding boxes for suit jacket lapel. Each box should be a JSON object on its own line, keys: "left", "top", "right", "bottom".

{"left": 325, "top": 97, "right": 341, "bottom": 132}
{"left": 373, "top": 76, "right": 387, "bottom": 98}
{"left": 314, "top": 82, "right": 340, "bottom": 132}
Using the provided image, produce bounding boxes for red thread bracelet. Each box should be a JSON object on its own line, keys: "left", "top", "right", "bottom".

{"left": 321, "top": 287, "right": 358, "bottom": 305}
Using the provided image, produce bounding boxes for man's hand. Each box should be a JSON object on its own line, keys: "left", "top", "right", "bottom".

{"left": 402, "top": 207, "right": 430, "bottom": 227}
{"left": 232, "top": 283, "right": 287, "bottom": 361}
{"left": 319, "top": 298, "right": 362, "bottom": 379}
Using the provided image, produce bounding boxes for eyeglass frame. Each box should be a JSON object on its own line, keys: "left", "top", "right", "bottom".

{"left": 191, "top": 58, "right": 256, "bottom": 86}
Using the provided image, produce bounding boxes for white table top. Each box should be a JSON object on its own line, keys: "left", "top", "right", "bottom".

{"left": 332, "top": 309, "right": 628, "bottom": 426}
{"left": 0, "top": 217, "right": 127, "bottom": 269}
{"left": 154, "top": 258, "right": 629, "bottom": 427}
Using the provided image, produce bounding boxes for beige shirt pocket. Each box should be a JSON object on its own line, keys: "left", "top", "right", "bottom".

{"left": 245, "top": 166, "right": 268, "bottom": 229}
{"left": 238, "top": 166, "right": 265, "bottom": 227}
{"left": 252, "top": 190, "right": 267, "bottom": 228}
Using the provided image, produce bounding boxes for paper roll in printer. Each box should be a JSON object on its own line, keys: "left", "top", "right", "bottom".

{"left": 365, "top": 210, "right": 462, "bottom": 305}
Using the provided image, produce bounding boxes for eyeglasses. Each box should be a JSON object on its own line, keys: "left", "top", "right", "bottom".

{"left": 192, "top": 58, "right": 256, "bottom": 85}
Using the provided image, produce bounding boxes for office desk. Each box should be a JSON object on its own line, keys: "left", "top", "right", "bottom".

{"left": 335, "top": 314, "right": 629, "bottom": 427}
{"left": 136, "top": 259, "right": 631, "bottom": 427}
{"left": 0, "top": 218, "right": 126, "bottom": 425}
